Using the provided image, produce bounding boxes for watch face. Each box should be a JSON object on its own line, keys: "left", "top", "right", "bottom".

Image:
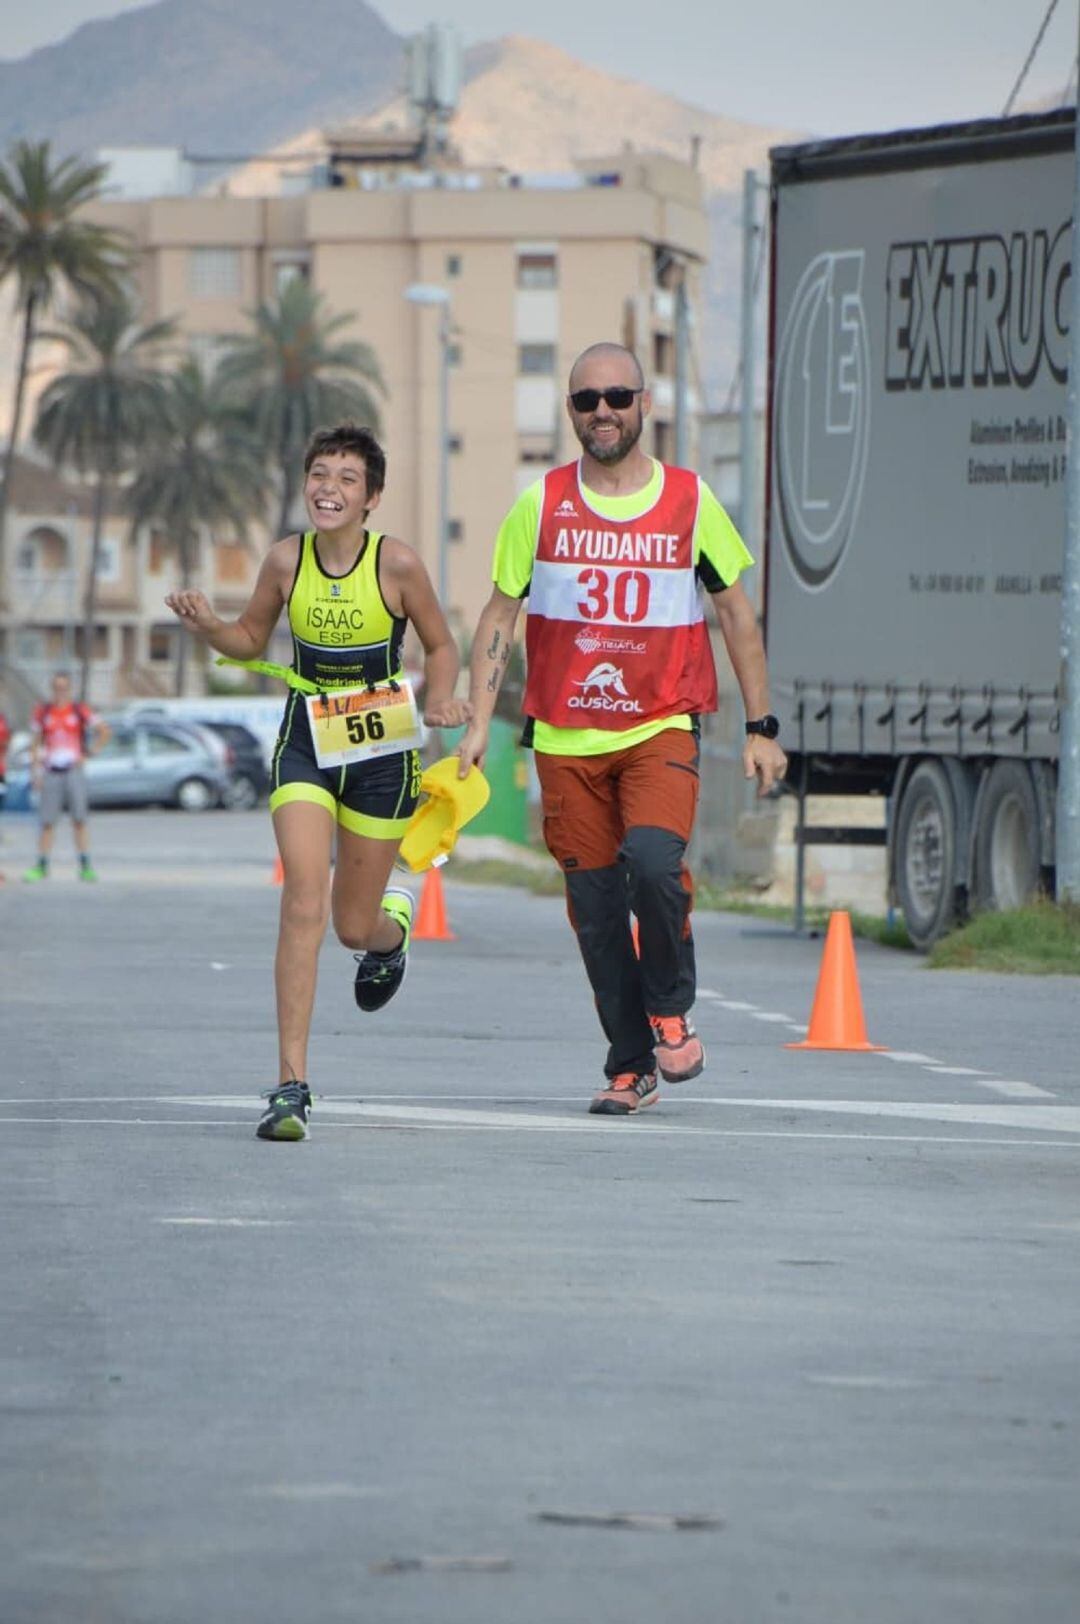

{"left": 747, "top": 715, "right": 780, "bottom": 739}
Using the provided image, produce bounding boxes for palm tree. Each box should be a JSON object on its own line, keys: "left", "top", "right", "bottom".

{"left": 218, "top": 277, "right": 385, "bottom": 540}
{"left": 0, "top": 141, "right": 131, "bottom": 576}
{"left": 127, "top": 358, "right": 267, "bottom": 695}
{"left": 32, "top": 289, "right": 174, "bottom": 701}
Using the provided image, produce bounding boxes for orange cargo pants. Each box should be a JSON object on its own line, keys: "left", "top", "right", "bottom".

{"left": 536, "top": 725, "right": 700, "bottom": 1080}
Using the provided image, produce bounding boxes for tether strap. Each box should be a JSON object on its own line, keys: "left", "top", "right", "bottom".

{"left": 215, "top": 656, "right": 321, "bottom": 696}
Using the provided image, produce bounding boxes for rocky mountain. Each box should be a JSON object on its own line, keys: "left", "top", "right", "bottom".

{"left": 226, "top": 35, "right": 800, "bottom": 402}
{"left": 0, "top": 8, "right": 796, "bottom": 401}
{"left": 0, "top": 0, "right": 402, "bottom": 156}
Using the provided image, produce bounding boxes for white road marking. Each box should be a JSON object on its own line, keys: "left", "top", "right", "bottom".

{"left": 159, "top": 1217, "right": 287, "bottom": 1227}
{"left": 694, "top": 1001, "right": 1057, "bottom": 1099}
{"left": 697, "top": 988, "right": 725, "bottom": 1000}
{"left": 978, "top": 1080, "right": 1057, "bottom": 1100}
{"left": 804, "top": 1374, "right": 926, "bottom": 1391}
{"left": 0, "top": 1115, "right": 1073, "bottom": 1147}
{"left": 13, "top": 1093, "right": 1075, "bottom": 1138}
{"left": 696, "top": 1098, "right": 1080, "bottom": 1134}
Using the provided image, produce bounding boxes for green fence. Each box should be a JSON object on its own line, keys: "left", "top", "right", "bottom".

{"left": 468, "top": 716, "right": 529, "bottom": 845}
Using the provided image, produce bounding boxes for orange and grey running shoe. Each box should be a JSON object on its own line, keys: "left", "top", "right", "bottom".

{"left": 648, "top": 1013, "right": 705, "bottom": 1082}
{"left": 589, "top": 1071, "right": 659, "bottom": 1116}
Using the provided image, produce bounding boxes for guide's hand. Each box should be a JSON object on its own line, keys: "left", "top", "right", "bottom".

{"left": 456, "top": 720, "right": 490, "bottom": 777}
{"left": 424, "top": 697, "right": 473, "bottom": 730}
{"left": 165, "top": 589, "right": 216, "bottom": 634}
{"left": 744, "top": 736, "right": 788, "bottom": 798}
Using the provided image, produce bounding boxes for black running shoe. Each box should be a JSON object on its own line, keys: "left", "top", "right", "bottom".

{"left": 354, "top": 887, "right": 414, "bottom": 1013}
{"left": 256, "top": 1081, "right": 312, "bottom": 1142}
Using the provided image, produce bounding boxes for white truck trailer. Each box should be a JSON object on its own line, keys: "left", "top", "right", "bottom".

{"left": 765, "top": 109, "right": 1071, "bottom": 947}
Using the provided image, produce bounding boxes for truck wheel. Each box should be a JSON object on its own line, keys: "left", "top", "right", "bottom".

{"left": 973, "top": 761, "right": 1040, "bottom": 913}
{"left": 895, "top": 761, "right": 961, "bottom": 950}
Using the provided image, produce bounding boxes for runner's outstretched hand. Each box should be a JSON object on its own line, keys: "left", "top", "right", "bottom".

{"left": 424, "top": 697, "right": 473, "bottom": 729}
{"left": 165, "top": 589, "right": 217, "bottom": 635}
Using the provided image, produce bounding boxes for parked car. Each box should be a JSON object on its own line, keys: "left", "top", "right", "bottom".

{"left": 198, "top": 719, "right": 270, "bottom": 809}
{"left": 4, "top": 720, "right": 230, "bottom": 811}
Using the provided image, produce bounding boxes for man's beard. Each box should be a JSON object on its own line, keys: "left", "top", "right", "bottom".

{"left": 578, "top": 413, "right": 643, "bottom": 464}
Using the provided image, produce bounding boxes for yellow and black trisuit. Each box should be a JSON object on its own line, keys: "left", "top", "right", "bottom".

{"left": 269, "top": 531, "right": 421, "bottom": 838}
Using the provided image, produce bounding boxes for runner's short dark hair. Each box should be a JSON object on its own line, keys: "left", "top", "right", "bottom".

{"left": 304, "top": 424, "right": 386, "bottom": 494}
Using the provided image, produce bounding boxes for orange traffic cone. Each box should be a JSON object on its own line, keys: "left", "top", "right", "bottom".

{"left": 270, "top": 854, "right": 284, "bottom": 885}
{"left": 786, "top": 910, "right": 886, "bottom": 1052}
{"left": 411, "top": 863, "right": 455, "bottom": 941}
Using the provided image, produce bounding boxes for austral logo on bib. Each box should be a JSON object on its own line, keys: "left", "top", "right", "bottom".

{"left": 567, "top": 662, "right": 643, "bottom": 714}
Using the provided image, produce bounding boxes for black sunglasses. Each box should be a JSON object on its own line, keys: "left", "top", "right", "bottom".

{"left": 568, "top": 386, "right": 643, "bottom": 412}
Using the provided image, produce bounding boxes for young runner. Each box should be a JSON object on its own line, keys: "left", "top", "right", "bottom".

{"left": 457, "top": 344, "right": 787, "bottom": 1115}
{"left": 166, "top": 423, "right": 469, "bottom": 1141}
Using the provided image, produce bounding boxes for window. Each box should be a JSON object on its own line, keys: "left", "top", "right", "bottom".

{"left": 94, "top": 536, "right": 121, "bottom": 583}
{"left": 149, "top": 625, "right": 176, "bottom": 662}
{"left": 447, "top": 434, "right": 463, "bottom": 454}
{"left": 16, "top": 541, "right": 36, "bottom": 573}
{"left": 446, "top": 254, "right": 462, "bottom": 278}
{"left": 519, "top": 343, "right": 556, "bottom": 376}
{"left": 145, "top": 729, "right": 188, "bottom": 757}
{"left": 447, "top": 343, "right": 463, "bottom": 368}
{"left": 73, "top": 626, "right": 108, "bottom": 658}
{"left": 274, "top": 259, "right": 309, "bottom": 295}
{"left": 517, "top": 253, "right": 557, "bottom": 289}
{"left": 96, "top": 729, "right": 136, "bottom": 760}
{"left": 653, "top": 332, "right": 674, "bottom": 376}
{"left": 519, "top": 447, "right": 555, "bottom": 465}
{"left": 447, "top": 519, "right": 464, "bottom": 542}
{"left": 189, "top": 247, "right": 242, "bottom": 298}
{"left": 149, "top": 531, "right": 169, "bottom": 575}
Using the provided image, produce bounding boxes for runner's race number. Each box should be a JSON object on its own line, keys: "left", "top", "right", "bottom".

{"left": 576, "top": 567, "right": 651, "bottom": 623}
{"left": 306, "top": 680, "right": 423, "bottom": 769}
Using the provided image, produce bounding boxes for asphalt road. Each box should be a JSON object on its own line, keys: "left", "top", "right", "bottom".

{"left": 1, "top": 810, "right": 1077, "bottom": 1624}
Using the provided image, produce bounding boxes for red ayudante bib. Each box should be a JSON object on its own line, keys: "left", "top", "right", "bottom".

{"left": 523, "top": 460, "right": 718, "bottom": 729}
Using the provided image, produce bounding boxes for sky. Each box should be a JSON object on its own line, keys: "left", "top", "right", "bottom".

{"left": 1, "top": 0, "right": 1077, "bottom": 139}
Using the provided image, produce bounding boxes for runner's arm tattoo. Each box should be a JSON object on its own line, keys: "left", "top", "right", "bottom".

{"left": 484, "top": 629, "right": 511, "bottom": 692}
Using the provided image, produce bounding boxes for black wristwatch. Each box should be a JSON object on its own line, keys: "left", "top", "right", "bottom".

{"left": 745, "top": 714, "right": 780, "bottom": 740}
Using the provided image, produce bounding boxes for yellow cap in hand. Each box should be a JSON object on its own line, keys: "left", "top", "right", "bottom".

{"left": 397, "top": 756, "right": 491, "bottom": 873}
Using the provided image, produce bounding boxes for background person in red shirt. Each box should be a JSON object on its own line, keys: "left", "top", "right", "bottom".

{"left": 23, "top": 671, "right": 109, "bottom": 883}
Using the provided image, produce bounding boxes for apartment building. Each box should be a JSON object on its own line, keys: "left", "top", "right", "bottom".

{"left": 1, "top": 140, "right": 708, "bottom": 702}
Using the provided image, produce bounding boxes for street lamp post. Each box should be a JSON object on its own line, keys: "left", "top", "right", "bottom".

{"left": 404, "top": 283, "right": 451, "bottom": 611}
